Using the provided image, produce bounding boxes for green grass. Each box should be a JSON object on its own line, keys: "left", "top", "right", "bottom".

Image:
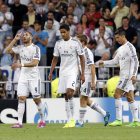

{"left": 0, "top": 123, "right": 140, "bottom": 140}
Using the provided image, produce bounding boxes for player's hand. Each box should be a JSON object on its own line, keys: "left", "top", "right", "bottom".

{"left": 131, "top": 76, "right": 136, "bottom": 84}
{"left": 91, "top": 82, "right": 96, "bottom": 90}
{"left": 98, "top": 61, "right": 104, "bottom": 67}
{"left": 14, "top": 33, "right": 22, "bottom": 41}
{"left": 34, "top": 35, "right": 39, "bottom": 41}
{"left": 80, "top": 73, "right": 85, "bottom": 84}
{"left": 11, "top": 63, "right": 22, "bottom": 69}
{"left": 48, "top": 73, "right": 52, "bottom": 81}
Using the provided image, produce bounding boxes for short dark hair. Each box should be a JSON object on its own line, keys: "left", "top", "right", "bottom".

{"left": 26, "top": 31, "right": 33, "bottom": 37}
{"left": 77, "top": 34, "right": 88, "bottom": 45}
{"left": 47, "top": 18, "right": 54, "bottom": 24}
{"left": 66, "top": 13, "right": 74, "bottom": 18}
{"left": 34, "top": 20, "right": 42, "bottom": 26}
{"left": 88, "top": 39, "right": 97, "bottom": 45}
{"left": 22, "top": 19, "right": 29, "bottom": 23}
{"left": 122, "top": 16, "right": 129, "bottom": 21}
{"left": 115, "top": 29, "right": 126, "bottom": 36}
{"left": 60, "top": 24, "right": 70, "bottom": 31}
{"left": 47, "top": 10, "right": 55, "bottom": 16}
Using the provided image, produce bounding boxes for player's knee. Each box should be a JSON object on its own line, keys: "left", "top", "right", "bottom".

{"left": 114, "top": 93, "right": 118, "bottom": 99}
{"left": 67, "top": 90, "right": 73, "bottom": 99}
{"left": 114, "top": 92, "right": 121, "bottom": 99}
{"left": 18, "top": 96, "right": 26, "bottom": 102}
{"left": 33, "top": 96, "right": 41, "bottom": 104}
{"left": 126, "top": 96, "right": 134, "bottom": 102}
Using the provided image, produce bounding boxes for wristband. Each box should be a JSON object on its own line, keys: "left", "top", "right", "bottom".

{"left": 21, "top": 63, "right": 24, "bottom": 67}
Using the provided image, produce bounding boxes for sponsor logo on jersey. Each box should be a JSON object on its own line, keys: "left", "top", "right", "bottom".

{"left": 21, "top": 55, "right": 32, "bottom": 61}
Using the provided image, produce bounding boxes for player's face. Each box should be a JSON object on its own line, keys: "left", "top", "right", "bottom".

{"left": 115, "top": 34, "right": 125, "bottom": 44}
{"left": 60, "top": 29, "right": 70, "bottom": 40}
{"left": 23, "top": 32, "right": 32, "bottom": 43}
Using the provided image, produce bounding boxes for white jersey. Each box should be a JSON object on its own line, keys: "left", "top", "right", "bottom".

{"left": 12, "top": 43, "right": 40, "bottom": 81}
{"left": 82, "top": 47, "right": 94, "bottom": 75}
{"left": 104, "top": 41, "right": 139, "bottom": 79}
{"left": 53, "top": 37, "right": 83, "bottom": 76}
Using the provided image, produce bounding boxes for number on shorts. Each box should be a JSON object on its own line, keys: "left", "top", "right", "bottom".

{"left": 72, "top": 81, "right": 75, "bottom": 87}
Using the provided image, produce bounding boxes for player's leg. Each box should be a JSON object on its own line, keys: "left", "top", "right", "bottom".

{"left": 87, "top": 97, "right": 110, "bottom": 126}
{"left": 125, "top": 91, "right": 140, "bottom": 127}
{"left": 64, "top": 93, "right": 71, "bottom": 123}
{"left": 67, "top": 76, "right": 77, "bottom": 119}
{"left": 57, "top": 76, "right": 71, "bottom": 127}
{"left": 67, "top": 88, "right": 74, "bottom": 120}
{"left": 109, "top": 88, "right": 124, "bottom": 126}
{"left": 12, "top": 82, "right": 28, "bottom": 128}
{"left": 63, "top": 76, "right": 77, "bottom": 128}
{"left": 75, "top": 95, "right": 87, "bottom": 127}
{"left": 30, "top": 79, "right": 46, "bottom": 128}
{"left": 33, "top": 97, "right": 46, "bottom": 128}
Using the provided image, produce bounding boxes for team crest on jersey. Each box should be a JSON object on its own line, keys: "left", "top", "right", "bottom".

{"left": 70, "top": 46, "right": 72, "bottom": 49}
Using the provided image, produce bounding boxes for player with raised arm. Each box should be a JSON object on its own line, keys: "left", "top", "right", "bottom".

{"left": 6, "top": 32, "right": 46, "bottom": 128}
{"left": 48, "top": 24, "right": 85, "bottom": 128}
{"left": 74, "top": 34, "right": 110, "bottom": 127}
{"left": 99, "top": 29, "right": 140, "bottom": 127}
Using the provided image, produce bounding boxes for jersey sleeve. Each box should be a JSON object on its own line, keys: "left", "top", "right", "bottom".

{"left": 76, "top": 40, "right": 83, "bottom": 56}
{"left": 53, "top": 42, "right": 59, "bottom": 56}
{"left": 86, "top": 49, "right": 94, "bottom": 66}
{"left": 104, "top": 51, "right": 119, "bottom": 66}
{"left": 33, "top": 46, "right": 40, "bottom": 60}
{"left": 12, "top": 45, "right": 22, "bottom": 54}
{"left": 127, "top": 43, "right": 139, "bottom": 76}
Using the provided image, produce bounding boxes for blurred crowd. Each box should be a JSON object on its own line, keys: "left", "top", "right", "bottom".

{"left": 0, "top": 0, "right": 140, "bottom": 98}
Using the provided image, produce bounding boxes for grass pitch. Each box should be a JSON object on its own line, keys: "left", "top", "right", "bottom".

{"left": 0, "top": 123, "right": 140, "bottom": 140}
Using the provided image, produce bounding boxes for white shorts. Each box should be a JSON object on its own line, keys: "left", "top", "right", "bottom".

{"left": 117, "top": 78, "right": 134, "bottom": 92}
{"left": 17, "top": 79, "right": 41, "bottom": 98}
{"left": 80, "top": 75, "right": 96, "bottom": 97}
{"left": 57, "top": 75, "right": 77, "bottom": 94}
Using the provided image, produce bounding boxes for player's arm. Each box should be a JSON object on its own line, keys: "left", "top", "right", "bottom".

{"left": 99, "top": 52, "right": 119, "bottom": 67}
{"left": 48, "top": 56, "right": 58, "bottom": 81}
{"left": 90, "top": 64, "right": 96, "bottom": 90}
{"left": 129, "top": 47, "right": 139, "bottom": 84}
{"left": 5, "top": 33, "right": 21, "bottom": 54}
{"left": 12, "top": 59, "right": 39, "bottom": 68}
{"left": 79, "top": 55, "right": 85, "bottom": 83}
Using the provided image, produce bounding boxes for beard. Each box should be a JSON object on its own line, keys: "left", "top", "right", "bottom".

{"left": 23, "top": 39, "right": 30, "bottom": 44}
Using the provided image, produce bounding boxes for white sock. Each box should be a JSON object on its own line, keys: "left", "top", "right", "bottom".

{"left": 90, "top": 102, "right": 106, "bottom": 117}
{"left": 18, "top": 100, "right": 25, "bottom": 125}
{"left": 115, "top": 98, "right": 122, "bottom": 121}
{"left": 37, "top": 101, "right": 45, "bottom": 123}
{"left": 79, "top": 107, "right": 87, "bottom": 125}
{"left": 69, "top": 98, "right": 74, "bottom": 119}
{"left": 65, "top": 100, "right": 71, "bottom": 123}
{"left": 130, "top": 100, "right": 139, "bottom": 122}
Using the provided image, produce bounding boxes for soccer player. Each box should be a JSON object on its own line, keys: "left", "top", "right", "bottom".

{"left": 99, "top": 29, "right": 140, "bottom": 127}
{"left": 5, "top": 32, "right": 46, "bottom": 128}
{"left": 74, "top": 34, "right": 110, "bottom": 127}
{"left": 48, "top": 24, "right": 85, "bottom": 128}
